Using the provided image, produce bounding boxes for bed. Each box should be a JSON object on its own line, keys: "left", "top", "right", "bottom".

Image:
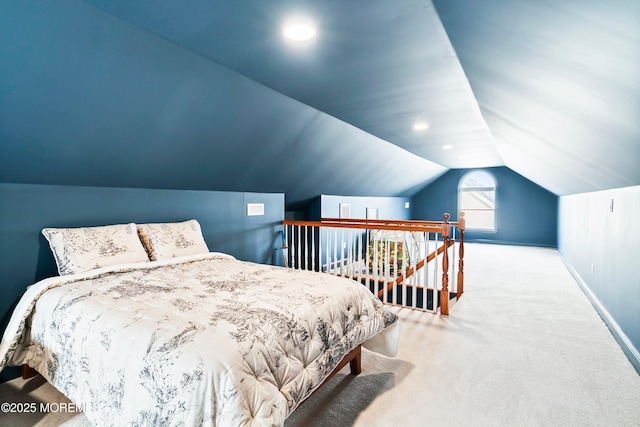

{"left": 0, "top": 220, "right": 399, "bottom": 426}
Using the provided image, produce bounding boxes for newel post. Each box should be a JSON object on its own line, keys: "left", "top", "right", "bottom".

{"left": 457, "top": 211, "right": 465, "bottom": 299}
{"left": 441, "top": 213, "right": 450, "bottom": 315}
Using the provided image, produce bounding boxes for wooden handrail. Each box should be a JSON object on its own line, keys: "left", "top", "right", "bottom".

{"left": 320, "top": 218, "right": 461, "bottom": 227}
{"left": 282, "top": 212, "right": 465, "bottom": 315}
{"left": 376, "top": 239, "right": 454, "bottom": 298}
{"left": 282, "top": 219, "right": 461, "bottom": 234}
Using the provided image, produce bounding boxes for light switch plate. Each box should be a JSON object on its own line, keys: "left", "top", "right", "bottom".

{"left": 247, "top": 203, "right": 265, "bottom": 216}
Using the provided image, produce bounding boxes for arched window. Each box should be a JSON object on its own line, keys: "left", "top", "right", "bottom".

{"left": 458, "top": 170, "right": 496, "bottom": 231}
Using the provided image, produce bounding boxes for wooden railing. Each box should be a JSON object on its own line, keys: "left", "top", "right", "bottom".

{"left": 281, "top": 213, "right": 465, "bottom": 315}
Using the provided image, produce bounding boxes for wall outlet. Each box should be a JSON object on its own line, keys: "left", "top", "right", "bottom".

{"left": 405, "top": 202, "right": 410, "bottom": 209}
{"left": 339, "top": 203, "right": 351, "bottom": 219}
{"left": 591, "top": 264, "right": 595, "bottom": 274}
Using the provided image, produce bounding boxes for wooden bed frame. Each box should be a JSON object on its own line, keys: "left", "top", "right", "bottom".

{"left": 22, "top": 364, "right": 37, "bottom": 379}
{"left": 317, "top": 345, "right": 362, "bottom": 386}
{"left": 301, "top": 345, "right": 361, "bottom": 405}
{"left": 22, "top": 363, "right": 38, "bottom": 380}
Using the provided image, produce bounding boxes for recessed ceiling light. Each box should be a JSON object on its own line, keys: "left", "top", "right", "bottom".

{"left": 443, "top": 145, "right": 453, "bottom": 150}
{"left": 283, "top": 23, "right": 317, "bottom": 41}
{"left": 413, "top": 122, "right": 429, "bottom": 131}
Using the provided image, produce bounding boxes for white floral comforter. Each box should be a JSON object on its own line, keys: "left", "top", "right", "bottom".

{"left": 0, "top": 253, "right": 399, "bottom": 426}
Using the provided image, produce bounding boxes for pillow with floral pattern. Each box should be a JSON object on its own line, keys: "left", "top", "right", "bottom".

{"left": 42, "top": 223, "right": 150, "bottom": 276}
{"left": 136, "top": 219, "right": 209, "bottom": 261}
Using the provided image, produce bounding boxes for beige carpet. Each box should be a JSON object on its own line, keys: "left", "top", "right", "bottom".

{"left": 1, "top": 243, "right": 639, "bottom": 426}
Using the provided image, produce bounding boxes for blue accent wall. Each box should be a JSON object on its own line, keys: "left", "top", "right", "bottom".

{"left": 558, "top": 186, "right": 640, "bottom": 371}
{"left": 315, "top": 195, "right": 411, "bottom": 220}
{"left": 0, "top": 183, "right": 284, "bottom": 357}
{"left": 411, "top": 167, "right": 558, "bottom": 247}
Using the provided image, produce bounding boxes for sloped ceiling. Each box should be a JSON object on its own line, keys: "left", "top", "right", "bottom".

{"left": 0, "top": 0, "right": 447, "bottom": 210}
{"left": 433, "top": 0, "right": 640, "bottom": 194}
{"left": 1, "top": 0, "right": 638, "bottom": 206}
{"left": 79, "top": 0, "right": 503, "bottom": 170}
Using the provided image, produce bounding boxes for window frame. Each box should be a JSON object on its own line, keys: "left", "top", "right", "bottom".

{"left": 458, "top": 170, "right": 497, "bottom": 232}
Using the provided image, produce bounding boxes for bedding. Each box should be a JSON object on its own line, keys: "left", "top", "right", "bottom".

{"left": 0, "top": 252, "right": 399, "bottom": 426}
{"left": 41, "top": 223, "right": 149, "bottom": 275}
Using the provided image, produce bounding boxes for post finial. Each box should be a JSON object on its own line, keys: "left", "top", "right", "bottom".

{"left": 442, "top": 213, "right": 450, "bottom": 238}
{"left": 458, "top": 211, "right": 466, "bottom": 231}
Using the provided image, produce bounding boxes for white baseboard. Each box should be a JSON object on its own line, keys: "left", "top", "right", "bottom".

{"left": 560, "top": 255, "right": 640, "bottom": 374}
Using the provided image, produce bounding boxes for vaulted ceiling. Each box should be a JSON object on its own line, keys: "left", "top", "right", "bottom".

{"left": 1, "top": 0, "right": 638, "bottom": 207}
{"left": 434, "top": 0, "right": 640, "bottom": 195}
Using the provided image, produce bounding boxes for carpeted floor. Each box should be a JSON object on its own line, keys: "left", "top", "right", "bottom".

{"left": 1, "top": 243, "right": 639, "bottom": 426}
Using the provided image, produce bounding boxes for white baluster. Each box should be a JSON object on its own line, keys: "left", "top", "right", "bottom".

{"left": 339, "top": 228, "right": 344, "bottom": 276}
{"left": 392, "top": 232, "right": 397, "bottom": 305}
{"left": 451, "top": 227, "right": 456, "bottom": 294}
{"left": 348, "top": 229, "right": 352, "bottom": 278}
{"left": 372, "top": 230, "right": 377, "bottom": 293}
{"left": 423, "top": 232, "right": 428, "bottom": 311}
{"left": 291, "top": 225, "right": 297, "bottom": 269}
{"left": 383, "top": 238, "right": 389, "bottom": 305}
{"left": 411, "top": 231, "right": 417, "bottom": 310}
{"left": 311, "top": 225, "right": 316, "bottom": 272}
{"left": 298, "top": 226, "right": 304, "bottom": 270}
{"left": 303, "top": 225, "right": 307, "bottom": 271}
{"left": 323, "top": 227, "right": 331, "bottom": 273}
{"left": 332, "top": 228, "right": 338, "bottom": 274}
{"left": 356, "top": 230, "right": 362, "bottom": 284}
{"left": 365, "top": 229, "right": 372, "bottom": 293}
{"left": 284, "top": 225, "right": 289, "bottom": 268}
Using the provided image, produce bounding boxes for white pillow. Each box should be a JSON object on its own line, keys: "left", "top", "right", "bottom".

{"left": 136, "top": 219, "right": 209, "bottom": 261}
{"left": 42, "top": 223, "right": 150, "bottom": 276}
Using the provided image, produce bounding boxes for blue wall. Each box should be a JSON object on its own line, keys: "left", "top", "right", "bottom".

{"left": 411, "top": 167, "right": 558, "bottom": 247}
{"left": 0, "top": 183, "right": 284, "bottom": 358}
{"left": 558, "top": 186, "right": 640, "bottom": 372}
{"left": 313, "top": 194, "right": 411, "bottom": 220}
